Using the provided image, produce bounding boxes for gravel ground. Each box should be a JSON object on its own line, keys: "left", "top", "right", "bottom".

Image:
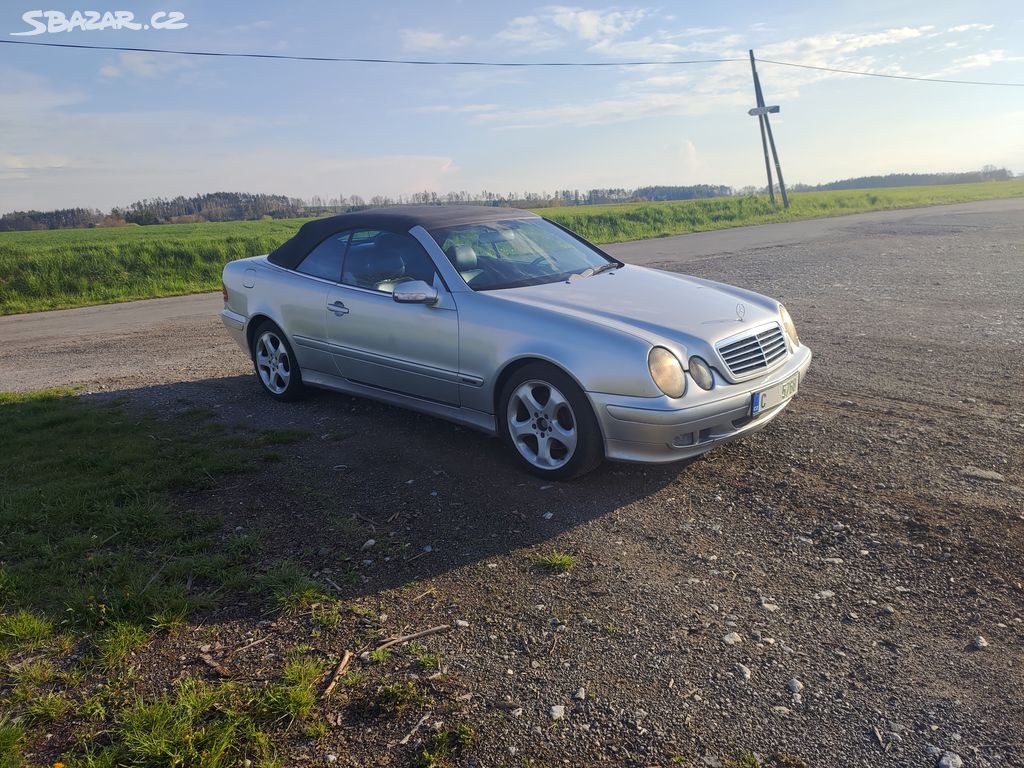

{"left": 10, "top": 202, "right": 1024, "bottom": 766}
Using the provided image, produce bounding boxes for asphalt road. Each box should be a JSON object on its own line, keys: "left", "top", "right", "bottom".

{"left": 2, "top": 197, "right": 1022, "bottom": 393}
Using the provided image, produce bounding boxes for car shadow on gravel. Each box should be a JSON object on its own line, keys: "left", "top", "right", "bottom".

{"left": 91, "top": 373, "right": 687, "bottom": 603}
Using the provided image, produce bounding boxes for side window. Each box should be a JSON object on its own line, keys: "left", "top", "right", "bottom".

{"left": 341, "top": 229, "right": 437, "bottom": 295}
{"left": 296, "top": 233, "right": 350, "bottom": 282}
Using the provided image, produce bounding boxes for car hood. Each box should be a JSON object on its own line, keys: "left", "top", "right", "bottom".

{"left": 487, "top": 265, "right": 780, "bottom": 353}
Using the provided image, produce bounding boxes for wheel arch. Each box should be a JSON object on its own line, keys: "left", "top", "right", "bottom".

{"left": 491, "top": 355, "right": 603, "bottom": 440}
{"left": 245, "top": 313, "right": 282, "bottom": 354}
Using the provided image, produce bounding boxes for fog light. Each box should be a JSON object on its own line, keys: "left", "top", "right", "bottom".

{"left": 688, "top": 356, "right": 714, "bottom": 390}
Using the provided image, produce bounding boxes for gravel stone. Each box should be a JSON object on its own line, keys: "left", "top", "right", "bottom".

{"left": 722, "top": 632, "right": 742, "bottom": 646}
{"left": 550, "top": 705, "right": 566, "bottom": 720}
{"left": 938, "top": 752, "right": 963, "bottom": 768}
{"left": 961, "top": 467, "right": 1005, "bottom": 483}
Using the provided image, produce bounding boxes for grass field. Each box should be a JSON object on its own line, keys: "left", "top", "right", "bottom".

{"left": 2, "top": 180, "right": 1022, "bottom": 315}
{"left": 0, "top": 391, "right": 343, "bottom": 768}
{"left": 540, "top": 179, "right": 1024, "bottom": 243}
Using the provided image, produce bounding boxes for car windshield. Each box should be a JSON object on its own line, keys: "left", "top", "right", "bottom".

{"left": 429, "top": 217, "right": 615, "bottom": 291}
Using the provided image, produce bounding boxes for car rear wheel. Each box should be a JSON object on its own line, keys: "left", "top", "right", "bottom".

{"left": 251, "top": 321, "right": 305, "bottom": 401}
{"left": 499, "top": 363, "right": 603, "bottom": 480}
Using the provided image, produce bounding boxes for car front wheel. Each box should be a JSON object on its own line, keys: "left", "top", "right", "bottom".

{"left": 251, "top": 321, "right": 305, "bottom": 402}
{"left": 499, "top": 363, "right": 603, "bottom": 480}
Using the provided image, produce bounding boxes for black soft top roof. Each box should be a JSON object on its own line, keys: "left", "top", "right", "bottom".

{"left": 267, "top": 205, "right": 540, "bottom": 269}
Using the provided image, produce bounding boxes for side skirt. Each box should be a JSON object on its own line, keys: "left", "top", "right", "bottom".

{"left": 302, "top": 369, "right": 497, "bottom": 435}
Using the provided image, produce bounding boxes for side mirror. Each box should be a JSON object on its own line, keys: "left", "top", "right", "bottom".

{"left": 392, "top": 280, "right": 438, "bottom": 305}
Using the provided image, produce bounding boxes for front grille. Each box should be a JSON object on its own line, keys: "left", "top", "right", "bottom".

{"left": 717, "top": 324, "right": 787, "bottom": 377}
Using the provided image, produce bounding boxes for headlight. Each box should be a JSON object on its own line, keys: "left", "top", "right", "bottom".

{"left": 648, "top": 347, "right": 685, "bottom": 398}
{"left": 779, "top": 304, "right": 800, "bottom": 347}
{"left": 688, "top": 356, "right": 714, "bottom": 390}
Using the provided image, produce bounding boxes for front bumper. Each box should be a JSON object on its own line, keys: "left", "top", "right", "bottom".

{"left": 589, "top": 345, "right": 812, "bottom": 463}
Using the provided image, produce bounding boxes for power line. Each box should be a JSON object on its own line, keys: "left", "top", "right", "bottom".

{"left": 757, "top": 58, "right": 1024, "bottom": 87}
{"left": 2, "top": 38, "right": 1023, "bottom": 87}
{"left": 0, "top": 39, "right": 741, "bottom": 67}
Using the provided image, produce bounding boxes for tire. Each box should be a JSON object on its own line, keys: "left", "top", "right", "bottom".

{"left": 250, "top": 320, "right": 305, "bottom": 402}
{"left": 498, "top": 362, "right": 603, "bottom": 480}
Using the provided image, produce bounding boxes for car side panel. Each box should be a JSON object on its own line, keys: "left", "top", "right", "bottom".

{"left": 223, "top": 257, "right": 334, "bottom": 373}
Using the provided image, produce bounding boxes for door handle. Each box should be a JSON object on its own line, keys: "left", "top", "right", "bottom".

{"left": 328, "top": 300, "right": 349, "bottom": 316}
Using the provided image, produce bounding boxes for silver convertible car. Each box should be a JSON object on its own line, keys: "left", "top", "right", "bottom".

{"left": 221, "top": 206, "right": 811, "bottom": 479}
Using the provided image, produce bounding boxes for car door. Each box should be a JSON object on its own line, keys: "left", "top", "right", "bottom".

{"left": 270, "top": 231, "right": 351, "bottom": 374}
{"left": 325, "top": 228, "right": 461, "bottom": 405}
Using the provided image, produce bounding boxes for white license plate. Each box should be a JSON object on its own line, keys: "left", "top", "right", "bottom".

{"left": 751, "top": 373, "right": 799, "bottom": 417}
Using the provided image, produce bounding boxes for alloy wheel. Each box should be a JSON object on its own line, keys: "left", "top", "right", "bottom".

{"left": 506, "top": 379, "right": 578, "bottom": 470}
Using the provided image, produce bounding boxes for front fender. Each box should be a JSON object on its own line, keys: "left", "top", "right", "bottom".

{"left": 455, "top": 292, "right": 660, "bottom": 414}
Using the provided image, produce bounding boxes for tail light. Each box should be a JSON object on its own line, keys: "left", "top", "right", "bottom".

{"left": 222, "top": 281, "right": 228, "bottom": 302}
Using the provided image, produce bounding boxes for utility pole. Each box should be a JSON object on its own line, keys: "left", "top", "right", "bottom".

{"left": 748, "top": 50, "right": 789, "bottom": 208}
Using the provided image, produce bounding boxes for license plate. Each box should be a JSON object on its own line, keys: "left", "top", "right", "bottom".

{"left": 751, "top": 373, "right": 799, "bottom": 417}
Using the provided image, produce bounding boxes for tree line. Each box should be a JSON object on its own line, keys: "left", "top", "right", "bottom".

{"left": 790, "top": 166, "right": 1013, "bottom": 192}
{"left": 0, "top": 168, "right": 1014, "bottom": 231}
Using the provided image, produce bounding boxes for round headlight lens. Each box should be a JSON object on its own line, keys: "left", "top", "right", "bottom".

{"left": 688, "top": 356, "right": 714, "bottom": 390}
{"left": 779, "top": 304, "right": 800, "bottom": 346}
{"left": 648, "top": 347, "right": 685, "bottom": 398}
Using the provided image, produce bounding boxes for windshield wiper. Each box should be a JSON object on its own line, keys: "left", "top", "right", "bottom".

{"left": 568, "top": 262, "right": 620, "bottom": 282}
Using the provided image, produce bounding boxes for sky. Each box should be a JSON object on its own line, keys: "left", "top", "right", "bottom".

{"left": 1, "top": 1, "right": 1022, "bottom": 213}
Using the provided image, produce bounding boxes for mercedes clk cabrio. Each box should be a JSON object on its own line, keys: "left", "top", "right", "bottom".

{"left": 221, "top": 206, "right": 811, "bottom": 479}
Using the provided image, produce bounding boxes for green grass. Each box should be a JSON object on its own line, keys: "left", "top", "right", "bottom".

{"left": 0, "top": 718, "right": 25, "bottom": 768}
{"left": 408, "top": 642, "right": 441, "bottom": 671}
{"left": 415, "top": 724, "right": 475, "bottom": 768}
{"left": 0, "top": 390, "right": 274, "bottom": 766}
{"left": 257, "top": 655, "right": 327, "bottom": 724}
{"left": 260, "top": 561, "right": 331, "bottom": 612}
{"left": 0, "top": 390, "right": 437, "bottom": 767}
{"left": 1, "top": 179, "right": 1022, "bottom": 315}
{"left": 540, "top": 179, "right": 1024, "bottom": 243}
{"left": 92, "top": 622, "right": 153, "bottom": 669}
{"left": 0, "top": 390, "right": 251, "bottom": 632}
{"left": 351, "top": 680, "right": 427, "bottom": 719}
{"left": 0, "top": 610, "right": 54, "bottom": 651}
{"left": 0, "top": 218, "right": 306, "bottom": 315}
{"left": 110, "top": 677, "right": 277, "bottom": 768}
{"left": 528, "top": 551, "right": 579, "bottom": 574}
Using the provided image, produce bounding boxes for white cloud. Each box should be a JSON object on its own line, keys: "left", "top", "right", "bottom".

{"left": 464, "top": 23, "right": 957, "bottom": 131}
{"left": 400, "top": 29, "right": 471, "bottom": 53}
{"left": 760, "top": 26, "right": 933, "bottom": 59}
{"left": 99, "top": 51, "right": 194, "bottom": 78}
{"left": 547, "top": 6, "right": 646, "bottom": 40}
{"left": 948, "top": 23, "right": 994, "bottom": 33}
{"left": 414, "top": 103, "right": 500, "bottom": 114}
{"left": 682, "top": 26, "right": 728, "bottom": 36}
{"left": 951, "top": 49, "right": 1023, "bottom": 69}
{"left": 495, "top": 15, "right": 564, "bottom": 51}
{"left": 0, "top": 152, "right": 68, "bottom": 170}
{"left": 495, "top": 6, "right": 649, "bottom": 51}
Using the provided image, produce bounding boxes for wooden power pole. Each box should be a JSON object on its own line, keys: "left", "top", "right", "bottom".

{"left": 748, "top": 50, "right": 789, "bottom": 208}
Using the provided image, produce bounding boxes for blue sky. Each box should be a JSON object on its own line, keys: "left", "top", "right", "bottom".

{"left": 1, "top": 1, "right": 1022, "bottom": 212}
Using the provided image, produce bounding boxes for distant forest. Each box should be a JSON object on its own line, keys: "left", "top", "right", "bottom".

{"left": 0, "top": 167, "right": 1014, "bottom": 231}
{"left": 790, "top": 166, "right": 1014, "bottom": 192}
